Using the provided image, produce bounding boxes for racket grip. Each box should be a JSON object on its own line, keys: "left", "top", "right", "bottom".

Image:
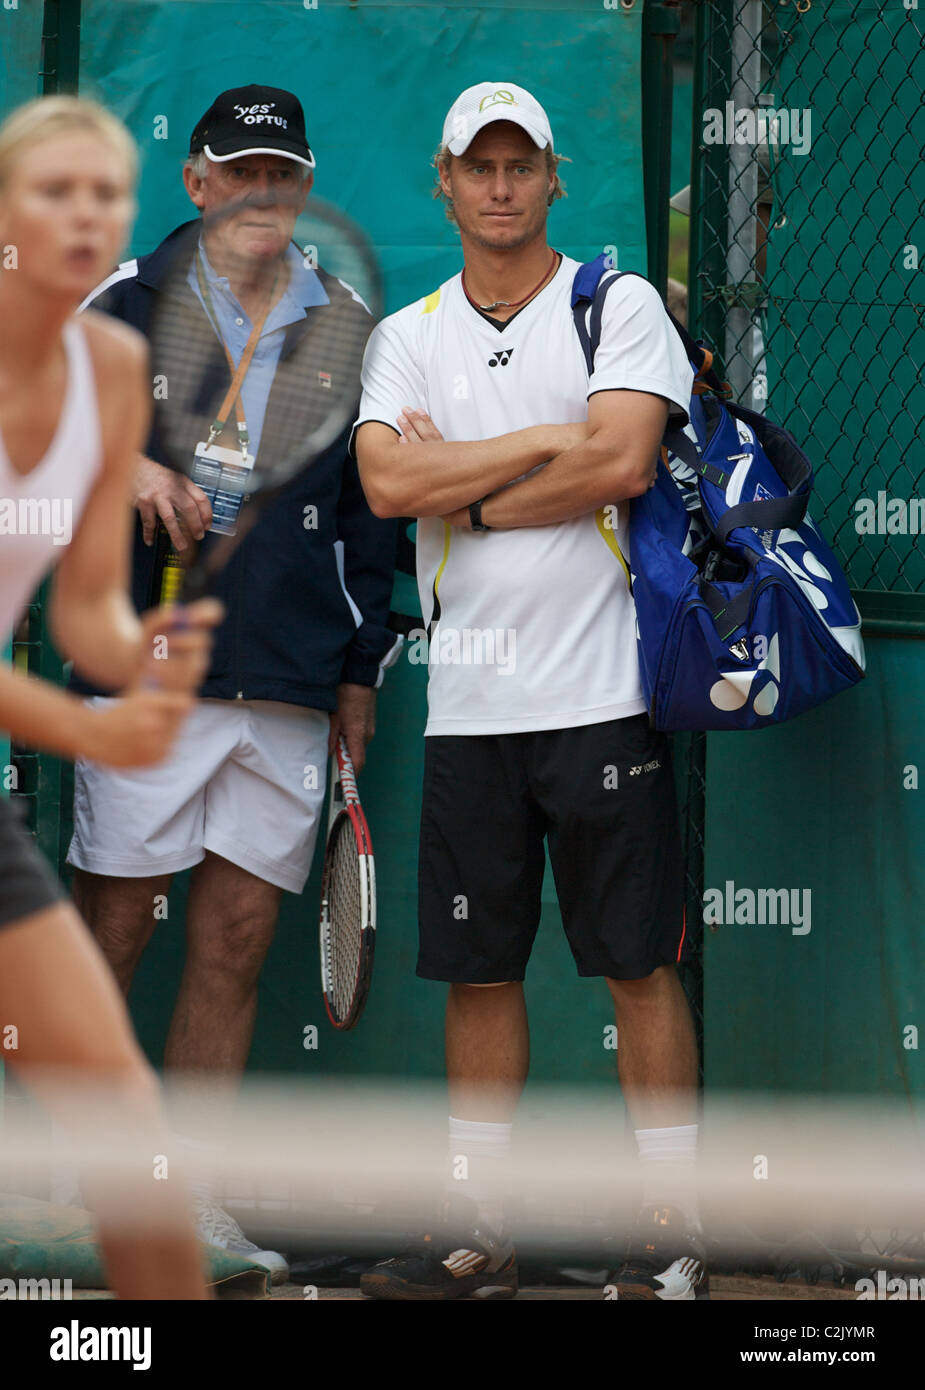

{"left": 140, "top": 605, "right": 190, "bottom": 690}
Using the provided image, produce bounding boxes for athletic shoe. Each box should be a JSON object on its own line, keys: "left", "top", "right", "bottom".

{"left": 607, "top": 1204, "right": 709, "bottom": 1300}
{"left": 360, "top": 1201, "right": 517, "bottom": 1301}
{"left": 191, "top": 1193, "right": 289, "bottom": 1285}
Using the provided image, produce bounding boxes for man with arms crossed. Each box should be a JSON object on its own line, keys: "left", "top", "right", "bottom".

{"left": 355, "top": 83, "right": 703, "bottom": 1301}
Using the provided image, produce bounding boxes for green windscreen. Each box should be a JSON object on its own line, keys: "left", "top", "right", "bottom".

{"left": 69, "top": 0, "right": 650, "bottom": 1085}
{"left": 0, "top": 2, "right": 43, "bottom": 116}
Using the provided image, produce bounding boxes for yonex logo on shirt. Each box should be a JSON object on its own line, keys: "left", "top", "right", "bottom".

{"left": 488, "top": 349, "right": 514, "bottom": 367}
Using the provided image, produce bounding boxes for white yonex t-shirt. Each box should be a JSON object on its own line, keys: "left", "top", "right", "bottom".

{"left": 355, "top": 255, "right": 693, "bottom": 736}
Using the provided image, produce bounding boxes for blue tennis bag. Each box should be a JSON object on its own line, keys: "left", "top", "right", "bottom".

{"left": 572, "top": 255, "right": 865, "bottom": 731}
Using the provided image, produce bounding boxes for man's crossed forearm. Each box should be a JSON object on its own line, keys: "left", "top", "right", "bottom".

{"left": 393, "top": 399, "right": 664, "bottom": 530}
{"left": 356, "top": 411, "right": 588, "bottom": 520}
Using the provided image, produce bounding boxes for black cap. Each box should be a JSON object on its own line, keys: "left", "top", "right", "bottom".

{"left": 189, "top": 85, "right": 315, "bottom": 169}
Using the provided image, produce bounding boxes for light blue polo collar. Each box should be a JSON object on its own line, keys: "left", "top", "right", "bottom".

{"left": 196, "top": 236, "right": 330, "bottom": 313}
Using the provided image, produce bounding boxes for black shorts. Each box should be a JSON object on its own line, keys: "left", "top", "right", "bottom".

{"left": 0, "top": 794, "right": 66, "bottom": 931}
{"left": 417, "top": 714, "right": 689, "bottom": 983}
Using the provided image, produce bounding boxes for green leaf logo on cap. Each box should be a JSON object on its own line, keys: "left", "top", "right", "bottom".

{"left": 479, "top": 89, "right": 516, "bottom": 111}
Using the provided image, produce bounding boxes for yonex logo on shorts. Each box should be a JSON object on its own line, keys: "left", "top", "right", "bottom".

{"left": 629, "top": 759, "right": 660, "bottom": 775}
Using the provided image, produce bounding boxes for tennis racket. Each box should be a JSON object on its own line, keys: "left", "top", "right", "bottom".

{"left": 147, "top": 186, "right": 382, "bottom": 603}
{"left": 319, "top": 734, "right": 376, "bottom": 1030}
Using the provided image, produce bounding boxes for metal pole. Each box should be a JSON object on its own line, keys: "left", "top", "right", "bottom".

{"left": 682, "top": 0, "right": 736, "bottom": 1082}
{"left": 726, "top": 0, "right": 763, "bottom": 406}
{"left": 641, "top": 0, "right": 681, "bottom": 295}
{"left": 41, "top": 0, "right": 81, "bottom": 95}
{"left": 23, "top": 0, "right": 83, "bottom": 870}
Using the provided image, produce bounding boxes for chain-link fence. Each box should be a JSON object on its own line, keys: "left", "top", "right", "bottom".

{"left": 691, "top": 0, "right": 925, "bottom": 607}
{"left": 689, "top": 0, "right": 925, "bottom": 1284}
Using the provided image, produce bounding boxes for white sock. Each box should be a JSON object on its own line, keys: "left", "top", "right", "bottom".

{"left": 447, "top": 1116, "right": 512, "bottom": 1237}
{"left": 169, "top": 1131, "right": 223, "bottom": 1204}
{"left": 634, "top": 1123, "right": 700, "bottom": 1230}
{"left": 49, "top": 1120, "right": 83, "bottom": 1210}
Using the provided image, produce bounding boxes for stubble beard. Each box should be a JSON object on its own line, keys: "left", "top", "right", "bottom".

{"left": 458, "top": 200, "right": 550, "bottom": 254}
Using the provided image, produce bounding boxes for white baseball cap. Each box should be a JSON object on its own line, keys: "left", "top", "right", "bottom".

{"left": 442, "top": 82, "right": 554, "bottom": 156}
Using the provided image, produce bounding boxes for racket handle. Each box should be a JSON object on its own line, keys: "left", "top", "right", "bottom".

{"left": 149, "top": 521, "right": 216, "bottom": 607}
{"left": 140, "top": 604, "right": 190, "bottom": 690}
{"left": 149, "top": 522, "right": 184, "bottom": 608}
{"left": 336, "top": 734, "right": 359, "bottom": 799}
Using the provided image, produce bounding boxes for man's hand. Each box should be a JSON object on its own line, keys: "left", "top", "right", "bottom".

{"left": 328, "top": 684, "right": 377, "bottom": 773}
{"left": 397, "top": 407, "right": 444, "bottom": 445}
{"left": 133, "top": 455, "right": 213, "bottom": 550}
{"left": 398, "top": 411, "right": 474, "bottom": 528}
{"left": 479, "top": 392, "right": 669, "bottom": 529}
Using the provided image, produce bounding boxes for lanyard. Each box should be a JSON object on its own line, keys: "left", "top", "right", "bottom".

{"left": 195, "top": 250, "right": 279, "bottom": 460}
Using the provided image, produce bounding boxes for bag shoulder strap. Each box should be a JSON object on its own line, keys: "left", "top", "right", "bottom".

{"left": 665, "top": 425, "right": 809, "bottom": 534}
{"left": 571, "top": 255, "right": 641, "bottom": 373}
{"left": 570, "top": 257, "right": 727, "bottom": 395}
{"left": 570, "top": 253, "right": 624, "bottom": 372}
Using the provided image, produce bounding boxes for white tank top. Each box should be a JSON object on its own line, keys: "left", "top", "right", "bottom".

{"left": 0, "top": 320, "right": 103, "bottom": 638}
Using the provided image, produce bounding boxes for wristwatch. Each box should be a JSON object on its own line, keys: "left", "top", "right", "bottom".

{"left": 469, "top": 498, "right": 490, "bottom": 532}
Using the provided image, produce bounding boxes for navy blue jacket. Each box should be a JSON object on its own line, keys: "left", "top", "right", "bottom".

{"left": 72, "top": 221, "right": 399, "bottom": 709}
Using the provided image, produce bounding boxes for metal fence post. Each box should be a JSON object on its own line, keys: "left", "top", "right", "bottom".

{"left": 10, "top": 2, "right": 84, "bottom": 862}
{"left": 642, "top": 0, "right": 681, "bottom": 295}
{"left": 40, "top": 0, "right": 81, "bottom": 95}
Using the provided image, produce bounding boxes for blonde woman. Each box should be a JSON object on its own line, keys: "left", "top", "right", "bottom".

{"left": 0, "top": 95, "right": 222, "bottom": 1299}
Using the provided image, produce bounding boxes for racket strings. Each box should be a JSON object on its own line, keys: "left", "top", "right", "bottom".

{"left": 149, "top": 201, "right": 378, "bottom": 509}
{"left": 325, "top": 813, "right": 369, "bottom": 1022}
{"left": 153, "top": 271, "right": 371, "bottom": 492}
{"left": 259, "top": 293, "right": 372, "bottom": 470}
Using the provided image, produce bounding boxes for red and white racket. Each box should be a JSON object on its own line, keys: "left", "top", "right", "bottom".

{"left": 319, "top": 735, "right": 376, "bottom": 1029}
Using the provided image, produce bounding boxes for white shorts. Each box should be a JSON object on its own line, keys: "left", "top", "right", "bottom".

{"left": 67, "top": 698, "right": 330, "bottom": 894}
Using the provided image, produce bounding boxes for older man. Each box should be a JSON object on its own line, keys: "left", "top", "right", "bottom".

{"left": 66, "top": 86, "right": 399, "bottom": 1282}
